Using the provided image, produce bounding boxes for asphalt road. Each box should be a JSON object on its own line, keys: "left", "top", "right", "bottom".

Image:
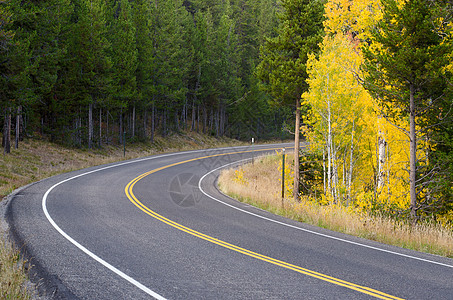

{"left": 5, "top": 144, "right": 453, "bottom": 299}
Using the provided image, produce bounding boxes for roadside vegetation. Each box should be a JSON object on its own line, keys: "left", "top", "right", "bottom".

{"left": 218, "top": 153, "right": 453, "bottom": 258}
{"left": 0, "top": 132, "right": 244, "bottom": 299}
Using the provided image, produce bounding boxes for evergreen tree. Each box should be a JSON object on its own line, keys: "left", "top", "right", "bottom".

{"left": 151, "top": 0, "right": 191, "bottom": 135}
{"left": 107, "top": 0, "right": 137, "bottom": 142}
{"left": 69, "top": 0, "right": 111, "bottom": 148}
{"left": 257, "top": 0, "right": 325, "bottom": 199}
{"left": 32, "top": 0, "right": 73, "bottom": 142}
{"left": 132, "top": 0, "right": 154, "bottom": 139}
{"left": 1, "top": 0, "right": 37, "bottom": 152}
{"left": 362, "top": 0, "right": 453, "bottom": 220}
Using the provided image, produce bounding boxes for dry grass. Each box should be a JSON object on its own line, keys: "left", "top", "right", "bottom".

{"left": 0, "top": 241, "right": 31, "bottom": 299}
{"left": 0, "top": 131, "right": 245, "bottom": 299}
{"left": 218, "top": 154, "right": 453, "bottom": 258}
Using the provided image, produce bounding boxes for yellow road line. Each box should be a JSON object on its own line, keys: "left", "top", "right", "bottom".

{"left": 124, "top": 149, "right": 404, "bottom": 300}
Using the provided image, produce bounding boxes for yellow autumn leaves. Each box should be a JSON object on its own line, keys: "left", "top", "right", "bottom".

{"left": 301, "top": 0, "right": 413, "bottom": 215}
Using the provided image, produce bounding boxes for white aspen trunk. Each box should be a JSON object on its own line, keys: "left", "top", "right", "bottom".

{"left": 332, "top": 144, "right": 338, "bottom": 204}
{"left": 342, "top": 155, "right": 346, "bottom": 188}
{"left": 377, "top": 132, "right": 386, "bottom": 190}
{"left": 327, "top": 98, "right": 332, "bottom": 200}
{"left": 409, "top": 84, "right": 417, "bottom": 221}
{"left": 387, "top": 142, "right": 391, "bottom": 199}
{"left": 323, "top": 148, "right": 326, "bottom": 195}
{"left": 347, "top": 120, "right": 355, "bottom": 205}
{"left": 293, "top": 101, "right": 301, "bottom": 200}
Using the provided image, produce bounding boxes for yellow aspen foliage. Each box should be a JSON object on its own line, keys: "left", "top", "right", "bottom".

{"left": 302, "top": 31, "right": 412, "bottom": 215}
{"left": 324, "top": 0, "right": 383, "bottom": 40}
{"left": 303, "top": 33, "right": 377, "bottom": 206}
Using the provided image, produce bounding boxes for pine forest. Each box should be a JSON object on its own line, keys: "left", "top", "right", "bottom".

{"left": 2, "top": 0, "right": 453, "bottom": 225}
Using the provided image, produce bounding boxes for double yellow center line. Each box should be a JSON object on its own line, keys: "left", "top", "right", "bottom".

{"left": 124, "top": 149, "right": 403, "bottom": 300}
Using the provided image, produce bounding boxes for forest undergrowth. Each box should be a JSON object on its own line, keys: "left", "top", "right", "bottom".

{"left": 0, "top": 132, "right": 244, "bottom": 299}
{"left": 218, "top": 154, "right": 453, "bottom": 258}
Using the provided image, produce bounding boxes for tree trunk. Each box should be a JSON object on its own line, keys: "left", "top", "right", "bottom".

{"left": 347, "top": 120, "right": 355, "bottom": 205}
{"left": 377, "top": 131, "right": 386, "bottom": 190}
{"left": 409, "top": 83, "right": 417, "bottom": 221}
{"left": 327, "top": 98, "right": 332, "bottom": 200}
{"left": 215, "top": 107, "right": 220, "bottom": 137}
{"left": 203, "top": 105, "right": 207, "bottom": 134}
{"left": 293, "top": 101, "right": 300, "bottom": 200}
{"left": 151, "top": 102, "right": 155, "bottom": 143}
{"left": 15, "top": 106, "right": 21, "bottom": 149}
{"left": 209, "top": 107, "right": 214, "bottom": 133}
{"left": 144, "top": 109, "right": 148, "bottom": 139}
{"left": 174, "top": 110, "right": 179, "bottom": 131}
{"left": 191, "top": 101, "right": 196, "bottom": 131}
{"left": 197, "top": 105, "right": 200, "bottom": 133}
{"left": 3, "top": 108, "right": 11, "bottom": 154}
{"left": 162, "top": 109, "right": 167, "bottom": 137}
{"left": 323, "top": 148, "right": 326, "bottom": 195}
{"left": 132, "top": 104, "right": 136, "bottom": 138}
{"left": 88, "top": 103, "right": 93, "bottom": 149}
{"left": 99, "top": 107, "right": 102, "bottom": 148}
{"left": 119, "top": 108, "right": 123, "bottom": 145}
{"left": 106, "top": 109, "right": 110, "bottom": 144}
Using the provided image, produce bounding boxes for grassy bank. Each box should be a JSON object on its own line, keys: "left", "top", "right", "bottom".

{"left": 218, "top": 154, "right": 453, "bottom": 258}
{"left": 0, "top": 132, "right": 244, "bottom": 298}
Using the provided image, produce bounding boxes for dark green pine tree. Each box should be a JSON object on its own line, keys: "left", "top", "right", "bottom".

{"left": 0, "top": 0, "right": 16, "bottom": 153}
{"left": 151, "top": 0, "right": 191, "bottom": 135}
{"left": 31, "top": 0, "right": 73, "bottom": 142}
{"left": 257, "top": 0, "right": 325, "bottom": 199}
{"left": 1, "top": 0, "right": 38, "bottom": 153}
{"left": 107, "top": 0, "right": 137, "bottom": 142}
{"left": 362, "top": 0, "right": 453, "bottom": 221}
{"left": 212, "top": 1, "right": 242, "bottom": 137}
{"left": 185, "top": 10, "right": 208, "bottom": 133}
{"left": 69, "top": 0, "right": 111, "bottom": 148}
{"left": 131, "top": 0, "right": 154, "bottom": 140}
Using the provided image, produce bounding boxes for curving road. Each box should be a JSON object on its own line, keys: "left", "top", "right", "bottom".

{"left": 6, "top": 144, "right": 453, "bottom": 299}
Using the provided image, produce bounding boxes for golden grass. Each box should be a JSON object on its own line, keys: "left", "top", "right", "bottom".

{"left": 218, "top": 154, "right": 453, "bottom": 258}
{"left": 0, "top": 132, "right": 244, "bottom": 198}
{"left": 0, "top": 241, "right": 31, "bottom": 299}
{"left": 0, "top": 131, "right": 245, "bottom": 299}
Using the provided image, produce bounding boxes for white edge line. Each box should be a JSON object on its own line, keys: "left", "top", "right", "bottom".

{"left": 40, "top": 145, "right": 281, "bottom": 299}
{"left": 40, "top": 149, "right": 218, "bottom": 300}
{"left": 198, "top": 159, "right": 453, "bottom": 270}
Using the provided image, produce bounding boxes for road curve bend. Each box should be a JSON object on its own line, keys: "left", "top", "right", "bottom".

{"left": 6, "top": 144, "right": 453, "bottom": 299}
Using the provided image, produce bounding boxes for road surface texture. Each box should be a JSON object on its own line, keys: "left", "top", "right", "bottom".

{"left": 6, "top": 144, "right": 453, "bottom": 299}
